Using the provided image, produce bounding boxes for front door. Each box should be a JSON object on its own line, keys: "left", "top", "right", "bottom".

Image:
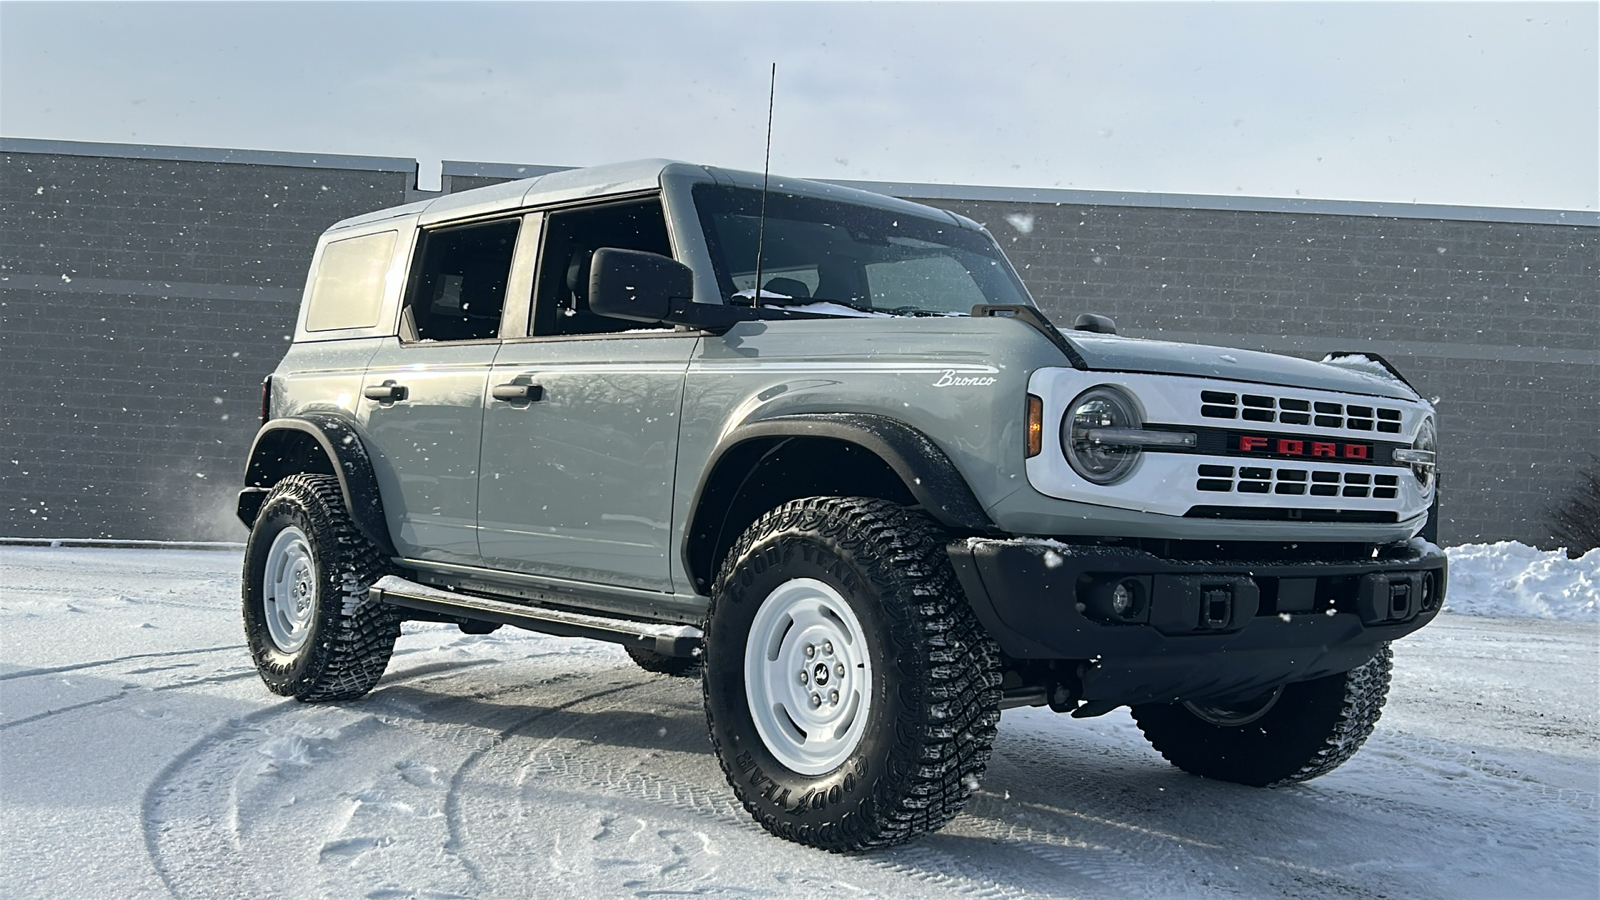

{"left": 477, "top": 333, "right": 697, "bottom": 591}
{"left": 476, "top": 195, "right": 695, "bottom": 594}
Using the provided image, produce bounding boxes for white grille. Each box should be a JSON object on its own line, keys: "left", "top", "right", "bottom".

{"left": 1199, "top": 390, "right": 1403, "bottom": 434}
{"left": 1195, "top": 464, "right": 1400, "bottom": 499}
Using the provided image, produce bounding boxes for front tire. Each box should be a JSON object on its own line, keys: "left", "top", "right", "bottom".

{"left": 1131, "top": 644, "right": 1393, "bottom": 786}
{"left": 702, "top": 496, "right": 1001, "bottom": 851}
{"left": 242, "top": 474, "right": 401, "bottom": 701}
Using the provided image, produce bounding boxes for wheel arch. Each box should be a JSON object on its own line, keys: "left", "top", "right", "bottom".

{"left": 682, "top": 413, "right": 995, "bottom": 594}
{"left": 238, "top": 413, "right": 395, "bottom": 556}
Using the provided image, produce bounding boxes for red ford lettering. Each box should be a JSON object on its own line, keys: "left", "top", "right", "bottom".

{"left": 1237, "top": 434, "right": 1373, "bottom": 461}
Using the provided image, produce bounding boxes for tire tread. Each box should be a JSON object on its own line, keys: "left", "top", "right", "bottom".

{"left": 703, "top": 496, "right": 1001, "bottom": 851}
{"left": 244, "top": 473, "right": 400, "bottom": 702}
{"left": 1131, "top": 644, "right": 1392, "bottom": 786}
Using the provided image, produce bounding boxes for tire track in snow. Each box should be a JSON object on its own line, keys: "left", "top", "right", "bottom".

{"left": 0, "top": 668, "right": 259, "bottom": 731}
{"left": 444, "top": 675, "right": 1041, "bottom": 900}
{"left": 4, "top": 646, "right": 507, "bottom": 734}
{"left": 1363, "top": 730, "right": 1598, "bottom": 810}
{"left": 0, "top": 644, "right": 241, "bottom": 682}
{"left": 140, "top": 658, "right": 512, "bottom": 900}
{"left": 952, "top": 727, "right": 1402, "bottom": 899}
{"left": 491, "top": 743, "right": 1042, "bottom": 899}
{"left": 434, "top": 679, "right": 648, "bottom": 887}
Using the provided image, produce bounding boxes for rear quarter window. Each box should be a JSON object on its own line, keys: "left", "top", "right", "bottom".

{"left": 305, "top": 230, "right": 398, "bottom": 332}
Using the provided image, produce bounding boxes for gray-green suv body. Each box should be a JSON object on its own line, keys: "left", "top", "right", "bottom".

{"left": 238, "top": 160, "right": 1446, "bottom": 851}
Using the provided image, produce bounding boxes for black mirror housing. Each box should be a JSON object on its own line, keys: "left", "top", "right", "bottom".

{"left": 1073, "top": 313, "right": 1117, "bottom": 334}
{"left": 590, "top": 248, "right": 758, "bottom": 333}
{"left": 588, "top": 248, "right": 692, "bottom": 324}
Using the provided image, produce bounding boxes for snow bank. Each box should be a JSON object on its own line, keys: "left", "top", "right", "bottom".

{"left": 1444, "top": 541, "right": 1599, "bottom": 621}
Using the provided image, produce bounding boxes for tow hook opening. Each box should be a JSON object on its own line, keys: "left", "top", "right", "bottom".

{"left": 1202, "top": 587, "right": 1234, "bottom": 629}
{"left": 1357, "top": 572, "right": 1431, "bottom": 625}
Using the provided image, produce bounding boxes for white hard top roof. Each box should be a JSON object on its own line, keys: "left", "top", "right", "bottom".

{"left": 326, "top": 158, "right": 976, "bottom": 233}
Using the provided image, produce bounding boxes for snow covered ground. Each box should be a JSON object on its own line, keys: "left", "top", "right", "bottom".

{"left": 2, "top": 543, "right": 1595, "bottom": 899}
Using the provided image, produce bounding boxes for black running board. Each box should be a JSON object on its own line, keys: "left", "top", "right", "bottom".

{"left": 370, "top": 576, "right": 703, "bottom": 658}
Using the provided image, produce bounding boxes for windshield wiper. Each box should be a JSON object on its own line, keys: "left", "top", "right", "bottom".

{"left": 880, "top": 306, "right": 952, "bottom": 317}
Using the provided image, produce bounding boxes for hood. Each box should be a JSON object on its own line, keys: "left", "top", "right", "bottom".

{"left": 1061, "top": 332, "right": 1420, "bottom": 401}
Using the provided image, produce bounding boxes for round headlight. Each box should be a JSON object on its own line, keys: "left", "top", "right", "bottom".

{"left": 1412, "top": 417, "right": 1437, "bottom": 490}
{"left": 1063, "top": 386, "right": 1142, "bottom": 484}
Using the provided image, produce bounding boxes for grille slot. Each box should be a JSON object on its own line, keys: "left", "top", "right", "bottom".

{"left": 1200, "top": 391, "right": 1405, "bottom": 433}
{"left": 1195, "top": 464, "right": 1401, "bottom": 499}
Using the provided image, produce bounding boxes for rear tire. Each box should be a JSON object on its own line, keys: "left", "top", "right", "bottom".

{"left": 1131, "top": 644, "right": 1393, "bottom": 786}
{"left": 624, "top": 645, "right": 701, "bottom": 677}
{"left": 242, "top": 474, "right": 401, "bottom": 702}
{"left": 702, "top": 496, "right": 1001, "bottom": 851}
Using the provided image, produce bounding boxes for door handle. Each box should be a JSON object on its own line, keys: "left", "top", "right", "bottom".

{"left": 363, "top": 381, "right": 408, "bottom": 403}
{"left": 492, "top": 383, "right": 544, "bottom": 403}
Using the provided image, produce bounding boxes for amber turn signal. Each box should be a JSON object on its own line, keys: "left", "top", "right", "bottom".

{"left": 1026, "top": 393, "right": 1043, "bottom": 458}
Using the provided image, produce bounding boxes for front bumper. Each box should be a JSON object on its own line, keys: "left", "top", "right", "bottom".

{"left": 947, "top": 538, "right": 1446, "bottom": 710}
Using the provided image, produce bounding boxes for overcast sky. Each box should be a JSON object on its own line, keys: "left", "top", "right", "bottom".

{"left": 2, "top": 1, "right": 1595, "bottom": 210}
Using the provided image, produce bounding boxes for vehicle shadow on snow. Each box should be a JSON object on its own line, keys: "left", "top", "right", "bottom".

{"left": 366, "top": 669, "right": 716, "bottom": 757}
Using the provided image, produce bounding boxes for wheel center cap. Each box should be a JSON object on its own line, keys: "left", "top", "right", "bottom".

{"left": 813, "top": 663, "right": 830, "bottom": 686}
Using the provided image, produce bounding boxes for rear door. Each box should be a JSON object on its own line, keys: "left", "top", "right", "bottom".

{"left": 359, "top": 215, "right": 533, "bottom": 565}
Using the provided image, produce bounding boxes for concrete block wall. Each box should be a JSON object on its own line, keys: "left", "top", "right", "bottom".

{"left": 2, "top": 139, "right": 1594, "bottom": 546}
{"left": 1, "top": 143, "right": 415, "bottom": 540}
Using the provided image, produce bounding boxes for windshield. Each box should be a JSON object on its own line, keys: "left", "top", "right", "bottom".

{"left": 692, "top": 184, "right": 1032, "bottom": 316}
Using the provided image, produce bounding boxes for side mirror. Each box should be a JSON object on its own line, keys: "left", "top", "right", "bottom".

{"left": 588, "top": 248, "right": 693, "bottom": 324}
{"left": 589, "top": 247, "right": 751, "bottom": 333}
{"left": 1073, "top": 313, "right": 1117, "bottom": 334}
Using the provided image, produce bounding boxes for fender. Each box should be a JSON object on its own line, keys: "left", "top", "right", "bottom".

{"left": 704, "top": 413, "right": 994, "bottom": 530}
{"left": 684, "top": 412, "right": 997, "bottom": 591}
{"left": 236, "top": 413, "right": 396, "bottom": 556}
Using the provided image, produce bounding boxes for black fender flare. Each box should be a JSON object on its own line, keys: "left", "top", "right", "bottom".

{"left": 683, "top": 412, "right": 996, "bottom": 589}
{"left": 237, "top": 413, "right": 395, "bottom": 556}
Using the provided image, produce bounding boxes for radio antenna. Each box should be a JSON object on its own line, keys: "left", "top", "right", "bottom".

{"left": 753, "top": 63, "right": 775, "bottom": 310}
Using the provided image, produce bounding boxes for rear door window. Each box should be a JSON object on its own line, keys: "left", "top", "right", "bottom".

{"left": 403, "top": 219, "right": 521, "bottom": 342}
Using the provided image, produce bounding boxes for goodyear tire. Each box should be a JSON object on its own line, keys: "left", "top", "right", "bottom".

{"left": 1131, "top": 644, "right": 1393, "bottom": 786}
{"left": 702, "top": 496, "right": 1001, "bottom": 851}
{"left": 242, "top": 473, "right": 401, "bottom": 702}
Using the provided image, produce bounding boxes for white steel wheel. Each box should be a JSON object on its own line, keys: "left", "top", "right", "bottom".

{"left": 262, "top": 525, "right": 316, "bottom": 653}
{"left": 744, "top": 577, "right": 873, "bottom": 776}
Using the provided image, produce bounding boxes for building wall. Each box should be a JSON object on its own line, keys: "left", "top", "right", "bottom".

{"left": 2, "top": 139, "right": 1594, "bottom": 545}
{"left": 1, "top": 144, "right": 414, "bottom": 540}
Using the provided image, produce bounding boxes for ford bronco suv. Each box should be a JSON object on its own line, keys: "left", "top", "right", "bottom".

{"left": 238, "top": 160, "right": 1445, "bottom": 851}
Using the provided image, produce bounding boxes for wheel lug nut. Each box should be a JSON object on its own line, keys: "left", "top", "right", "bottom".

{"left": 822, "top": 641, "right": 834, "bottom": 655}
{"left": 805, "top": 644, "right": 816, "bottom": 659}
{"left": 835, "top": 663, "right": 845, "bottom": 678}
{"left": 829, "top": 690, "right": 839, "bottom": 705}
{"left": 811, "top": 693, "right": 822, "bottom": 708}
{"left": 799, "top": 671, "right": 808, "bottom": 684}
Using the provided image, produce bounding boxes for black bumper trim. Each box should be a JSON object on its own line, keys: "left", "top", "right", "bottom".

{"left": 948, "top": 539, "right": 1446, "bottom": 708}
